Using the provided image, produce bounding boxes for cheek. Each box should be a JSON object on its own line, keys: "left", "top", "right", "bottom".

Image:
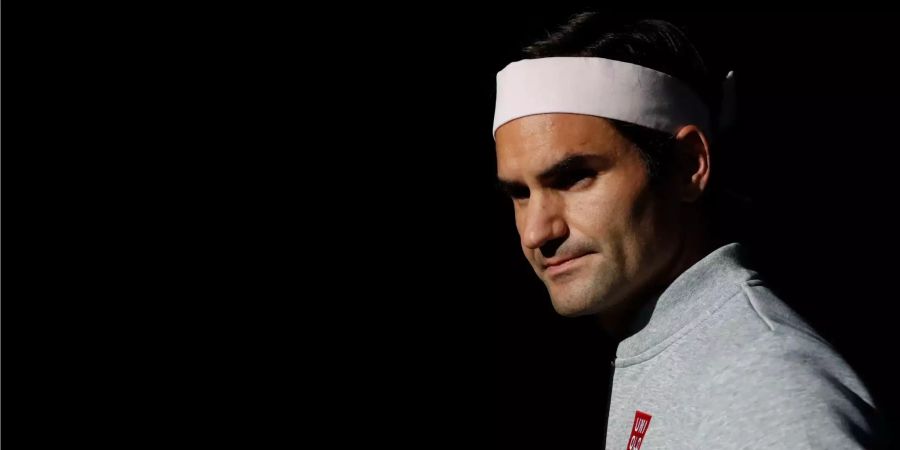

{"left": 512, "top": 209, "right": 526, "bottom": 244}
{"left": 513, "top": 207, "right": 525, "bottom": 232}
{"left": 628, "top": 184, "right": 671, "bottom": 235}
{"left": 567, "top": 176, "right": 654, "bottom": 248}
{"left": 567, "top": 185, "right": 624, "bottom": 234}
{"left": 512, "top": 209, "right": 535, "bottom": 261}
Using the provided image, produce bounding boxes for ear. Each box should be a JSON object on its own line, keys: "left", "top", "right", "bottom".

{"left": 673, "top": 125, "right": 711, "bottom": 203}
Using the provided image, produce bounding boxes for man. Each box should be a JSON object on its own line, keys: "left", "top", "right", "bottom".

{"left": 493, "top": 13, "right": 883, "bottom": 448}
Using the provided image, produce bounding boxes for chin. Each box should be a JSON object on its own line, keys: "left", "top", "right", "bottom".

{"left": 549, "top": 297, "right": 602, "bottom": 317}
{"left": 545, "top": 277, "right": 605, "bottom": 317}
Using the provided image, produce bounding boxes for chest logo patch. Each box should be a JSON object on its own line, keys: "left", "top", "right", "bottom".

{"left": 626, "top": 410, "right": 652, "bottom": 450}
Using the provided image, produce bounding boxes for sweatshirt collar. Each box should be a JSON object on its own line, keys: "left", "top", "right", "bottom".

{"left": 614, "top": 242, "right": 757, "bottom": 366}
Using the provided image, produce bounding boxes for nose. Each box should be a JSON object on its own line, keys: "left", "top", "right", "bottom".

{"left": 521, "top": 193, "right": 568, "bottom": 250}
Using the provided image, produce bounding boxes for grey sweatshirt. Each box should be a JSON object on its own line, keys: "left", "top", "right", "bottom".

{"left": 604, "top": 243, "right": 882, "bottom": 449}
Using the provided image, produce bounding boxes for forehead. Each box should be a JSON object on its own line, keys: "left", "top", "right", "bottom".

{"left": 495, "top": 114, "right": 629, "bottom": 178}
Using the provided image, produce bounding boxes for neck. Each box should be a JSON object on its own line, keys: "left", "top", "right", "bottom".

{"left": 599, "top": 216, "right": 716, "bottom": 340}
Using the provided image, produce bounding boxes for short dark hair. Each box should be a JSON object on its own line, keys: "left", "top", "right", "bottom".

{"left": 521, "top": 13, "right": 721, "bottom": 185}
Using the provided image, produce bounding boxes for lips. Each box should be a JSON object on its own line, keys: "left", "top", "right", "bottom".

{"left": 544, "top": 253, "right": 587, "bottom": 269}
{"left": 543, "top": 253, "right": 591, "bottom": 277}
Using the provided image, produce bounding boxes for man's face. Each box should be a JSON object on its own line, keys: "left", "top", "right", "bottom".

{"left": 496, "top": 114, "right": 680, "bottom": 317}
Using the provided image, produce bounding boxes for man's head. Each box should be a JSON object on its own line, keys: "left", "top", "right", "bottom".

{"left": 494, "top": 14, "right": 721, "bottom": 323}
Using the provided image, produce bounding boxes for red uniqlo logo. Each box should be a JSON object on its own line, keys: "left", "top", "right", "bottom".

{"left": 626, "top": 410, "right": 652, "bottom": 450}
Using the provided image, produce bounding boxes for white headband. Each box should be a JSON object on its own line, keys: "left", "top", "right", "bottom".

{"left": 493, "top": 57, "right": 721, "bottom": 139}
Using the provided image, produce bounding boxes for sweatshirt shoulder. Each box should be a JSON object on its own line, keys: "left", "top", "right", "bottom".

{"left": 704, "top": 281, "right": 868, "bottom": 395}
{"left": 697, "top": 279, "right": 836, "bottom": 362}
{"left": 687, "top": 282, "right": 883, "bottom": 447}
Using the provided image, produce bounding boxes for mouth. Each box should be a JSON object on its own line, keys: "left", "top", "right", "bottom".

{"left": 543, "top": 253, "right": 591, "bottom": 278}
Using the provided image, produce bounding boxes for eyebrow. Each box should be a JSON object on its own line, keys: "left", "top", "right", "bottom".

{"left": 497, "top": 153, "right": 607, "bottom": 193}
{"left": 536, "top": 154, "right": 603, "bottom": 184}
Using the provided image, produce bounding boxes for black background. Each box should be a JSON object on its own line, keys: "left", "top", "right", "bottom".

{"left": 8, "top": 7, "right": 900, "bottom": 448}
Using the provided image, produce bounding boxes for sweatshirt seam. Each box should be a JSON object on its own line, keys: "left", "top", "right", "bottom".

{"left": 744, "top": 281, "right": 776, "bottom": 332}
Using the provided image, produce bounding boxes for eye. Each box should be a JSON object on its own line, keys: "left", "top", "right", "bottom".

{"left": 497, "top": 181, "right": 530, "bottom": 201}
{"left": 551, "top": 169, "right": 596, "bottom": 190}
{"left": 508, "top": 185, "right": 530, "bottom": 200}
